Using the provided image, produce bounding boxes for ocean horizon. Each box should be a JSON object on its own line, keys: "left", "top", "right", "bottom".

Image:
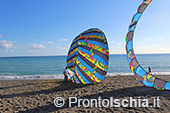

{"left": 0, "top": 54, "right": 170, "bottom": 80}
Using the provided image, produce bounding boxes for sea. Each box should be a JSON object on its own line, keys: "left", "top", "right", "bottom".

{"left": 0, "top": 54, "right": 170, "bottom": 80}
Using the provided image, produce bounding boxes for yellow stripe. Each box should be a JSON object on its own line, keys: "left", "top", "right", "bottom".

{"left": 75, "top": 69, "right": 86, "bottom": 84}
{"left": 67, "top": 60, "right": 73, "bottom": 65}
{"left": 76, "top": 59, "right": 100, "bottom": 83}
{"left": 78, "top": 50, "right": 107, "bottom": 71}
{"left": 68, "top": 48, "right": 78, "bottom": 56}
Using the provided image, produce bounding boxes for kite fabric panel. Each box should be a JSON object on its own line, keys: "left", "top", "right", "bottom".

{"left": 66, "top": 28, "right": 109, "bottom": 84}
{"left": 126, "top": 0, "right": 170, "bottom": 90}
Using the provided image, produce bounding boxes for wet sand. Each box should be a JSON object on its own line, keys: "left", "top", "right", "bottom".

{"left": 0, "top": 75, "right": 170, "bottom": 113}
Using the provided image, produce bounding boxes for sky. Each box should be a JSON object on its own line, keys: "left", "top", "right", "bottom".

{"left": 0, "top": 0, "right": 170, "bottom": 57}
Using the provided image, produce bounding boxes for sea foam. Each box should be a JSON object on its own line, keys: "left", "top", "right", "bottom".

{"left": 1, "top": 72, "right": 170, "bottom": 80}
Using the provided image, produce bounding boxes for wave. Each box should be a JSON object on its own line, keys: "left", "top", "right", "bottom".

{"left": 0, "top": 74, "right": 64, "bottom": 80}
{"left": 1, "top": 72, "right": 170, "bottom": 80}
{"left": 107, "top": 72, "right": 170, "bottom": 76}
{"left": 107, "top": 73, "right": 134, "bottom": 76}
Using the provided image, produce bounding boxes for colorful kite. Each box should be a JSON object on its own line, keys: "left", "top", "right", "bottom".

{"left": 66, "top": 28, "right": 109, "bottom": 84}
{"left": 126, "top": 0, "right": 170, "bottom": 90}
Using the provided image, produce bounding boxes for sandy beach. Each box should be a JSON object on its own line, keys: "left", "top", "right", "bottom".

{"left": 1, "top": 75, "right": 170, "bottom": 113}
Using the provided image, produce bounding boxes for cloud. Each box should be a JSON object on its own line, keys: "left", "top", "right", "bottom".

{"left": 0, "top": 35, "right": 2, "bottom": 38}
{"left": 6, "top": 49, "right": 13, "bottom": 52}
{"left": 118, "top": 42, "right": 121, "bottom": 45}
{"left": 58, "top": 39, "right": 68, "bottom": 41}
{"left": 64, "top": 44, "right": 70, "bottom": 47}
{"left": 28, "top": 49, "right": 33, "bottom": 53}
{"left": 156, "top": 37, "right": 164, "bottom": 40}
{"left": 134, "top": 44, "right": 170, "bottom": 54}
{"left": 57, "top": 46, "right": 68, "bottom": 50}
{"left": 0, "top": 40, "right": 17, "bottom": 49}
{"left": 109, "top": 47, "right": 125, "bottom": 54}
{"left": 111, "top": 40, "right": 114, "bottom": 43}
{"left": 30, "top": 43, "right": 45, "bottom": 49}
{"left": 144, "top": 37, "right": 152, "bottom": 40}
{"left": 29, "top": 43, "right": 46, "bottom": 53}
{"left": 41, "top": 41, "right": 53, "bottom": 44}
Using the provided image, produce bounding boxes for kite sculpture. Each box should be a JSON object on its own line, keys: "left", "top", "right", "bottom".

{"left": 66, "top": 28, "right": 109, "bottom": 84}
{"left": 126, "top": 0, "right": 170, "bottom": 90}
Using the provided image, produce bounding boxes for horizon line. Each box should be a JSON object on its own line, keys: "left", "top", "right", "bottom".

{"left": 1, "top": 53, "right": 170, "bottom": 58}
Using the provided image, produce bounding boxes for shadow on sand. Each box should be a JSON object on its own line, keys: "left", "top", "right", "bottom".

{"left": 0, "top": 80, "right": 90, "bottom": 99}
{"left": 0, "top": 81, "right": 57, "bottom": 90}
{"left": 19, "top": 86, "right": 170, "bottom": 113}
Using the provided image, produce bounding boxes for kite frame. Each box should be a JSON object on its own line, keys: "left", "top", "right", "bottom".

{"left": 125, "top": 0, "right": 170, "bottom": 90}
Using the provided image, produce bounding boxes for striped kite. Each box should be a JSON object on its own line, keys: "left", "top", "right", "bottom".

{"left": 126, "top": 0, "right": 170, "bottom": 90}
{"left": 66, "top": 28, "right": 109, "bottom": 84}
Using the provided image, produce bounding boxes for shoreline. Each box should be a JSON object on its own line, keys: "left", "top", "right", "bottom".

{"left": 1, "top": 75, "right": 170, "bottom": 112}
{"left": 1, "top": 72, "right": 170, "bottom": 81}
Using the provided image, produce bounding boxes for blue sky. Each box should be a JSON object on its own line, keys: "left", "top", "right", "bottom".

{"left": 0, "top": 0, "right": 170, "bottom": 57}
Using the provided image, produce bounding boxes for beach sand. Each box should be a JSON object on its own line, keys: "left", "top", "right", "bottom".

{"left": 1, "top": 75, "right": 170, "bottom": 113}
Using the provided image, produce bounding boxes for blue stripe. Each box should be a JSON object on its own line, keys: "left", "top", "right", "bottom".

{"left": 67, "top": 51, "right": 77, "bottom": 61}
{"left": 136, "top": 66, "right": 146, "bottom": 78}
{"left": 93, "top": 53, "right": 108, "bottom": 66}
{"left": 73, "top": 71, "right": 80, "bottom": 84}
{"left": 82, "top": 32, "right": 104, "bottom": 37}
{"left": 68, "top": 43, "right": 78, "bottom": 53}
{"left": 165, "top": 82, "right": 170, "bottom": 90}
{"left": 132, "top": 13, "right": 142, "bottom": 22}
{"left": 75, "top": 66, "right": 91, "bottom": 84}
{"left": 143, "top": 79, "right": 154, "bottom": 87}
{"left": 78, "top": 56, "right": 94, "bottom": 73}
{"left": 94, "top": 72, "right": 105, "bottom": 80}
{"left": 79, "top": 47, "right": 108, "bottom": 66}
{"left": 67, "top": 62, "right": 74, "bottom": 67}
{"left": 126, "top": 40, "right": 133, "bottom": 52}
{"left": 78, "top": 55, "right": 105, "bottom": 82}
{"left": 136, "top": 66, "right": 154, "bottom": 87}
{"left": 79, "top": 47, "right": 91, "bottom": 55}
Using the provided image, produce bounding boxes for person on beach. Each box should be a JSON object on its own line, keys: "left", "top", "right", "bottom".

{"left": 148, "top": 66, "right": 151, "bottom": 74}
{"left": 63, "top": 67, "right": 74, "bottom": 82}
{"left": 68, "top": 68, "right": 74, "bottom": 78}
{"left": 63, "top": 67, "right": 69, "bottom": 82}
